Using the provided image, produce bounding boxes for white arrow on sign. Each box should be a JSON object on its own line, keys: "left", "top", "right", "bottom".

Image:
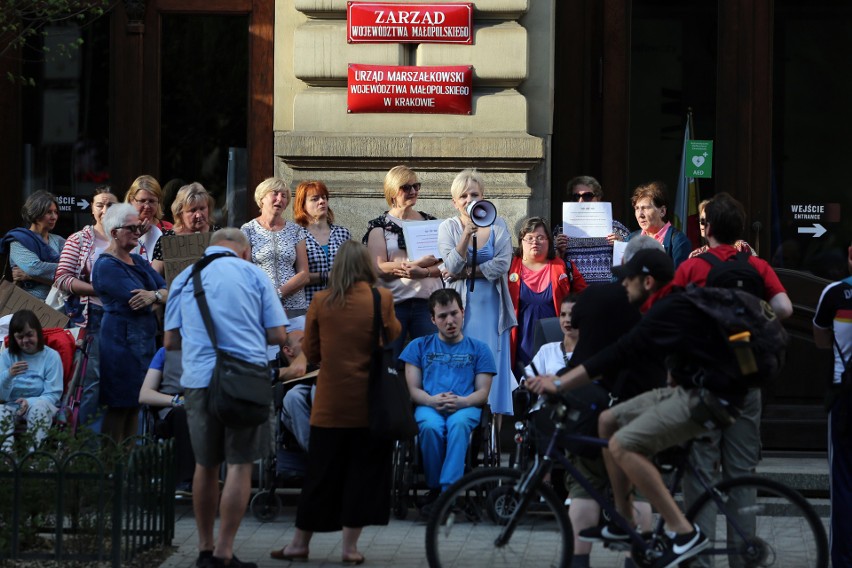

{"left": 77, "top": 198, "right": 89, "bottom": 210}
{"left": 798, "top": 223, "right": 827, "bottom": 238}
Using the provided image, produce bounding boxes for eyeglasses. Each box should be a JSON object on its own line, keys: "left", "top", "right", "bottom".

{"left": 399, "top": 183, "right": 421, "bottom": 193}
{"left": 117, "top": 224, "right": 147, "bottom": 235}
{"left": 699, "top": 218, "right": 707, "bottom": 226}
{"left": 572, "top": 192, "right": 596, "bottom": 201}
{"left": 522, "top": 236, "right": 548, "bottom": 244}
{"left": 134, "top": 198, "right": 158, "bottom": 206}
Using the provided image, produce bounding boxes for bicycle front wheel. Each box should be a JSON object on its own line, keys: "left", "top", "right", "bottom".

{"left": 425, "top": 467, "right": 572, "bottom": 568}
{"left": 685, "top": 475, "right": 828, "bottom": 568}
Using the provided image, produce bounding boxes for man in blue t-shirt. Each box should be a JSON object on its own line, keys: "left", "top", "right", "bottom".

{"left": 400, "top": 288, "right": 496, "bottom": 504}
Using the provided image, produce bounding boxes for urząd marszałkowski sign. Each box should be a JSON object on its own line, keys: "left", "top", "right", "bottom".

{"left": 348, "top": 64, "right": 472, "bottom": 114}
{"left": 347, "top": 2, "right": 473, "bottom": 44}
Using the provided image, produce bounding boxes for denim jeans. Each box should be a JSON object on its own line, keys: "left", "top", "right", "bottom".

{"left": 389, "top": 298, "right": 437, "bottom": 363}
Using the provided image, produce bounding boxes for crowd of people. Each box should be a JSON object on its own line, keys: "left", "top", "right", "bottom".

{"left": 0, "top": 170, "right": 846, "bottom": 568}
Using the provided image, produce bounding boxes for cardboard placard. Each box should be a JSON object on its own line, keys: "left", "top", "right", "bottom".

{"left": 0, "top": 280, "right": 70, "bottom": 329}
{"left": 161, "top": 232, "right": 212, "bottom": 286}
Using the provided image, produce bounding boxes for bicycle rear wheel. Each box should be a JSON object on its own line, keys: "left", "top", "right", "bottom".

{"left": 425, "top": 467, "right": 572, "bottom": 568}
{"left": 685, "top": 475, "right": 828, "bottom": 568}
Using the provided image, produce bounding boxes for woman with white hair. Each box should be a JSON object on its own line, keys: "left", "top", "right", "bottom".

{"left": 437, "top": 169, "right": 517, "bottom": 417}
{"left": 241, "top": 177, "right": 310, "bottom": 330}
{"left": 92, "top": 203, "right": 167, "bottom": 445}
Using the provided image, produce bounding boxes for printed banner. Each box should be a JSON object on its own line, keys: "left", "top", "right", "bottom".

{"left": 348, "top": 2, "right": 473, "bottom": 44}
{"left": 348, "top": 64, "right": 472, "bottom": 114}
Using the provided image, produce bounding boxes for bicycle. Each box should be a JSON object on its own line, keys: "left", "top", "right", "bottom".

{"left": 424, "top": 395, "right": 828, "bottom": 568}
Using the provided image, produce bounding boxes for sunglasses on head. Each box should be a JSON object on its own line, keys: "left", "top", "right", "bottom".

{"left": 400, "top": 183, "right": 421, "bottom": 193}
{"left": 572, "top": 192, "right": 596, "bottom": 201}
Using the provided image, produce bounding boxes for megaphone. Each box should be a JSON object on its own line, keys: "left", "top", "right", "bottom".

{"left": 465, "top": 200, "right": 497, "bottom": 227}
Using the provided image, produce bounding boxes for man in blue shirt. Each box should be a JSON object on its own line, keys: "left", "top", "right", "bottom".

{"left": 165, "top": 228, "right": 303, "bottom": 568}
{"left": 401, "top": 288, "right": 496, "bottom": 506}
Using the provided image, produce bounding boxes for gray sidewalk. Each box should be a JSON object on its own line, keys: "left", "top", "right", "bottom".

{"left": 158, "top": 457, "right": 830, "bottom": 568}
{"left": 158, "top": 499, "right": 828, "bottom": 568}
{"left": 158, "top": 498, "right": 630, "bottom": 568}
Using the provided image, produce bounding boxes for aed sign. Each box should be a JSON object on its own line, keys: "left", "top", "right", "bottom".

{"left": 347, "top": 2, "right": 473, "bottom": 44}
{"left": 347, "top": 64, "right": 472, "bottom": 115}
{"left": 685, "top": 140, "right": 714, "bottom": 178}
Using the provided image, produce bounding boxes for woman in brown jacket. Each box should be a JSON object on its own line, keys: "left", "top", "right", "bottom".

{"left": 272, "top": 240, "right": 401, "bottom": 565}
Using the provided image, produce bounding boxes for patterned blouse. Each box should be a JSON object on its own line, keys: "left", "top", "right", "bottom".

{"left": 553, "top": 219, "right": 630, "bottom": 285}
{"left": 240, "top": 219, "right": 309, "bottom": 311}
{"left": 302, "top": 223, "right": 351, "bottom": 304}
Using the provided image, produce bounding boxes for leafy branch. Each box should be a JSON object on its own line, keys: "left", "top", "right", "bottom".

{"left": 0, "top": 0, "right": 114, "bottom": 84}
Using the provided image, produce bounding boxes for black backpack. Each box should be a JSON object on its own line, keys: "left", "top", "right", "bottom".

{"left": 700, "top": 251, "right": 765, "bottom": 298}
{"left": 682, "top": 285, "right": 788, "bottom": 387}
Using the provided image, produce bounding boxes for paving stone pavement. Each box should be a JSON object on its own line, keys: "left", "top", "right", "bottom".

{"left": 157, "top": 494, "right": 829, "bottom": 568}
{"left": 158, "top": 495, "right": 628, "bottom": 568}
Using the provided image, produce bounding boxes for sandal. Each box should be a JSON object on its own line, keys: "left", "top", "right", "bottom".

{"left": 270, "top": 544, "right": 309, "bottom": 562}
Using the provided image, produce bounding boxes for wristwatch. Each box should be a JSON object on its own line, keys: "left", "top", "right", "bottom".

{"left": 154, "top": 290, "right": 163, "bottom": 304}
{"left": 553, "top": 379, "right": 562, "bottom": 391}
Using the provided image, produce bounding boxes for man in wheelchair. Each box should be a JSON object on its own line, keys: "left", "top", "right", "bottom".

{"left": 401, "top": 289, "right": 496, "bottom": 509}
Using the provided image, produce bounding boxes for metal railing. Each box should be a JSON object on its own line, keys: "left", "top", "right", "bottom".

{"left": 0, "top": 438, "right": 175, "bottom": 566}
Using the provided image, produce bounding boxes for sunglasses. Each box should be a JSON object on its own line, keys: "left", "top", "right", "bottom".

{"left": 400, "top": 183, "right": 422, "bottom": 193}
{"left": 572, "top": 192, "right": 596, "bottom": 201}
{"left": 117, "top": 224, "right": 148, "bottom": 235}
{"left": 699, "top": 218, "right": 707, "bottom": 226}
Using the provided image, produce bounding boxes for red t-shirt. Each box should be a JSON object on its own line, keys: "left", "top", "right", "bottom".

{"left": 671, "top": 244, "right": 786, "bottom": 301}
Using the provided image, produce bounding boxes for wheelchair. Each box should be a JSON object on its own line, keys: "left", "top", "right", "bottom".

{"left": 250, "top": 377, "right": 312, "bottom": 522}
{"left": 390, "top": 403, "right": 500, "bottom": 520}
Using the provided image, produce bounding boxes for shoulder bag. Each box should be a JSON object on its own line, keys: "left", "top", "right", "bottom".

{"left": 368, "top": 287, "right": 418, "bottom": 440}
{"left": 193, "top": 252, "right": 272, "bottom": 429}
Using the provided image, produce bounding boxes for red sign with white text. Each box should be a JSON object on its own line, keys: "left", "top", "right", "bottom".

{"left": 347, "top": 2, "right": 473, "bottom": 44}
{"left": 348, "top": 64, "right": 472, "bottom": 114}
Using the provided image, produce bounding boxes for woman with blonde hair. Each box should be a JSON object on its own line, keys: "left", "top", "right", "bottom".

{"left": 273, "top": 240, "right": 400, "bottom": 565}
{"left": 125, "top": 175, "right": 171, "bottom": 262}
{"left": 292, "top": 180, "right": 351, "bottom": 304}
{"left": 241, "top": 177, "right": 310, "bottom": 331}
{"left": 437, "top": 169, "right": 517, "bottom": 417}
{"left": 151, "top": 183, "right": 221, "bottom": 275}
{"left": 363, "top": 165, "right": 442, "bottom": 360}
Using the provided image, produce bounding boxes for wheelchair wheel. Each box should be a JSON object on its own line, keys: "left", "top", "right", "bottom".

{"left": 425, "top": 467, "right": 572, "bottom": 568}
{"left": 391, "top": 439, "right": 411, "bottom": 520}
{"left": 481, "top": 411, "right": 501, "bottom": 468}
{"left": 250, "top": 490, "right": 281, "bottom": 522}
{"left": 685, "top": 475, "right": 828, "bottom": 568}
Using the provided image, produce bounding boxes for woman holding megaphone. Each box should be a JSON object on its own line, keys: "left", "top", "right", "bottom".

{"left": 438, "top": 169, "right": 517, "bottom": 417}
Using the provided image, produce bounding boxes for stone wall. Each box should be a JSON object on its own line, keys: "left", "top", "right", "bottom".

{"left": 274, "top": 0, "right": 554, "bottom": 239}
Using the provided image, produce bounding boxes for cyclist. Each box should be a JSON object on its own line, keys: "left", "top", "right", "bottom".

{"left": 528, "top": 248, "right": 756, "bottom": 567}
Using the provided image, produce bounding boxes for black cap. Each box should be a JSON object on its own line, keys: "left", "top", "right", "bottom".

{"left": 612, "top": 248, "right": 674, "bottom": 282}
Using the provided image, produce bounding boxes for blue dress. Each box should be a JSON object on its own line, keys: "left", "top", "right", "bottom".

{"left": 517, "top": 280, "right": 556, "bottom": 366}
{"left": 92, "top": 253, "right": 166, "bottom": 408}
{"left": 462, "top": 231, "right": 515, "bottom": 415}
